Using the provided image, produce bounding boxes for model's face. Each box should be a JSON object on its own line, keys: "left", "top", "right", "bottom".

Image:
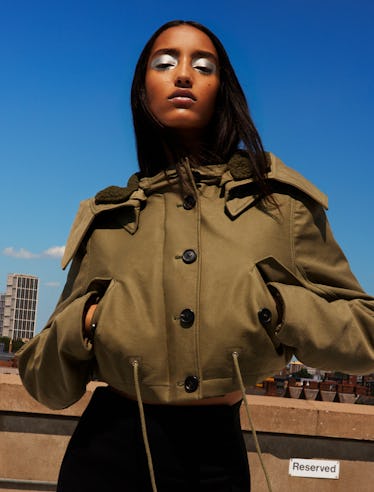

{"left": 145, "top": 25, "right": 220, "bottom": 141}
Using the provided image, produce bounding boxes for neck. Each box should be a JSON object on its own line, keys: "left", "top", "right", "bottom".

{"left": 164, "top": 130, "right": 211, "bottom": 167}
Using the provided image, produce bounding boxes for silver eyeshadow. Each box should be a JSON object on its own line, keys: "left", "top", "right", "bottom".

{"left": 150, "top": 54, "right": 178, "bottom": 70}
{"left": 192, "top": 57, "right": 217, "bottom": 74}
{"left": 150, "top": 54, "right": 217, "bottom": 74}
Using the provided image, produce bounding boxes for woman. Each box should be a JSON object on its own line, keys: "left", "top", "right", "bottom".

{"left": 17, "top": 20, "right": 374, "bottom": 492}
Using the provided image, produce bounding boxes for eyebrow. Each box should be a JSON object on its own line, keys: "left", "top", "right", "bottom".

{"left": 151, "top": 48, "right": 218, "bottom": 63}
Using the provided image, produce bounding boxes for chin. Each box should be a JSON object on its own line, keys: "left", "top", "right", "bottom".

{"left": 164, "top": 119, "right": 207, "bottom": 133}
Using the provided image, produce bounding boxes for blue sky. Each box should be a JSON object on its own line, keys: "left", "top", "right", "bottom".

{"left": 1, "top": 0, "right": 373, "bottom": 333}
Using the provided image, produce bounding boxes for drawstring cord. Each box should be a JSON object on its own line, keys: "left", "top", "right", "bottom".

{"left": 132, "top": 353, "right": 272, "bottom": 492}
{"left": 232, "top": 352, "right": 273, "bottom": 492}
{"left": 132, "top": 359, "right": 158, "bottom": 492}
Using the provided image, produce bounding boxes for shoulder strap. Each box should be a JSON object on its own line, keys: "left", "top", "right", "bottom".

{"left": 61, "top": 198, "right": 95, "bottom": 269}
{"left": 267, "top": 153, "right": 328, "bottom": 209}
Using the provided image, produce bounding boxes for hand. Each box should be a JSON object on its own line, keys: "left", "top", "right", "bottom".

{"left": 84, "top": 304, "right": 98, "bottom": 338}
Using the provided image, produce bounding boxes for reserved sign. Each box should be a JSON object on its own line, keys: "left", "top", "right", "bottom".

{"left": 289, "top": 459, "right": 340, "bottom": 479}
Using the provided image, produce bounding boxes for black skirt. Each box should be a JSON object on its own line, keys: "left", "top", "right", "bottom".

{"left": 57, "top": 387, "right": 251, "bottom": 492}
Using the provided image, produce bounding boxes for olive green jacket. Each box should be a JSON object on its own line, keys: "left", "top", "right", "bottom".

{"left": 17, "top": 153, "right": 374, "bottom": 409}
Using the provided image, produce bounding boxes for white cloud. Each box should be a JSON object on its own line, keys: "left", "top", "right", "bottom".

{"left": 42, "top": 246, "right": 65, "bottom": 259}
{"left": 3, "top": 245, "right": 65, "bottom": 260}
{"left": 3, "top": 247, "right": 39, "bottom": 259}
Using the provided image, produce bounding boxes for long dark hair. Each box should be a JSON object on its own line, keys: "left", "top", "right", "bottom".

{"left": 131, "top": 20, "right": 269, "bottom": 194}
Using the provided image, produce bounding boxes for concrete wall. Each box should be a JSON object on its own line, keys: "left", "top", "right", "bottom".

{"left": 1, "top": 374, "right": 373, "bottom": 491}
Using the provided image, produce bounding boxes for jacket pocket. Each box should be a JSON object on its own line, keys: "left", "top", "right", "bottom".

{"left": 255, "top": 256, "right": 304, "bottom": 287}
{"left": 255, "top": 255, "right": 343, "bottom": 301}
{"left": 86, "top": 277, "right": 114, "bottom": 298}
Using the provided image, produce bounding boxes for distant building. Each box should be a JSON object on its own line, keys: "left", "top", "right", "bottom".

{"left": 0, "top": 274, "right": 39, "bottom": 340}
{"left": 0, "top": 293, "right": 5, "bottom": 335}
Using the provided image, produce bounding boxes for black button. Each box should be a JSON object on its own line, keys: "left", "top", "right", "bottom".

{"left": 184, "top": 375, "right": 199, "bottom": 393}
{"left": 180, "top": 308, "right": 195, "bottom": 328}
{"left": 258, "top": 308, "right": 272, "bottom": 325}
{"left": 183, "top": 195, "right": 196, "bottom": 210}
{"left": 182, "top": 249, "right": 197, "bottom": 264}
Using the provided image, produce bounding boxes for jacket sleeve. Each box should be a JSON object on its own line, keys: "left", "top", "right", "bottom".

{"left": 16, "top": 242, "right": 98, "bottom": 410}
{"left": 269, "top": 196, "right": 374, "bottom": 374}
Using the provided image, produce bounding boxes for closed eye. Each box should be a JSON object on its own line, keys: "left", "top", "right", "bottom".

{"left": 150, "top": 54, "right": 178, "bottom": 71}
{"left": 192, "top": 57, "right": 217, "bottom": 75}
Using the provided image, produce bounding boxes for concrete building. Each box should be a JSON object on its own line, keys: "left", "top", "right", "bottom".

{"left": 0, "top": 293, "right": 5, "bottom": 337}
{"left": 0, "top": 274, "right": 39, "bottom": 340}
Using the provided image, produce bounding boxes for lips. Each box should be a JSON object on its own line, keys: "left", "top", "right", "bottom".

{"left": 168, "top": 90, "right": 197, "bottom": 101}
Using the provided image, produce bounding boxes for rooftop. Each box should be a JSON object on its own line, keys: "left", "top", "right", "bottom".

{"left": 1, "top": 374, "right": 373, "bottom": 491}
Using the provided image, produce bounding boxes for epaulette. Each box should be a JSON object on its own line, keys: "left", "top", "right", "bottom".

{"left": 61, "top": 173, "right": 141, "bottom": 269}
{"left": 224, "top": 151, "right": 328, "bottom": 219}
{"left": 95, "top": 173, "right": 140, "bottom": 204}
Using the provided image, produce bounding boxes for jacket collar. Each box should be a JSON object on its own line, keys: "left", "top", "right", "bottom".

{"left": 93, "top": 151, "right": 327, "bottom": 215}
{"left": 93, "top": 152, "right": 249, "bottom": 205}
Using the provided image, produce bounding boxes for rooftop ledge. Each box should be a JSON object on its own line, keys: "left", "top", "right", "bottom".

{"left": 1, "top": 374, "right": 373, "bottom": 492}
{"left": 1, "top": 373, "right": 373, "bottom": 441}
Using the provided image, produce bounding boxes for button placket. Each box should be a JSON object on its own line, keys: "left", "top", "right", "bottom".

{"left": 167, "top": 191, "right": 200, "bottom": 396}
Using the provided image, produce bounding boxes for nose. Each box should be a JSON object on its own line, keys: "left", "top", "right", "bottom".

{"left": 175, "top": 74, "right": 192, "bottom": 88}
{"left": 175, "top": 58, "right": 193, "bottom": 88}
